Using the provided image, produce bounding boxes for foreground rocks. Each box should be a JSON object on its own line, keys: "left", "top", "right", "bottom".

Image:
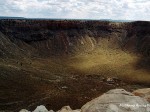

{"left": 133, "top": 88, "right": 150, "bottom": 103}
{"left": 20, "top": 89, "right": 150, "bottom": 112}
{"left": 57, "top": 106, "right": 80, "bottom": 112}
{"left": 82, "top": 89, "right": 150, "bottom": 112}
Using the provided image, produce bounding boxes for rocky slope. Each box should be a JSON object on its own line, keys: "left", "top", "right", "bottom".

{"left": 0, "top": 20, "right": 149, "bottom": 57}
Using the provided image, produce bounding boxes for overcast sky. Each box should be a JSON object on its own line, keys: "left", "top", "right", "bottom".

{"left": 0, "top": 0, "right": 149, "bottom": 20}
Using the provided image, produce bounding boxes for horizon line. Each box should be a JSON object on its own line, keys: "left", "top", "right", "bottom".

{"left": 0, "top": 16, "right": 150, "bottom": 22}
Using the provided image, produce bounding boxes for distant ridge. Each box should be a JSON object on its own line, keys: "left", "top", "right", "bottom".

{"left": 0, "top": 16, "right": 25, "bottom": 20}
{"left": 0, "top": 16, "right": 135, "bottom": 22}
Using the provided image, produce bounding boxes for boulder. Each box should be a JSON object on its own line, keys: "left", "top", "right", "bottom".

{"left": 19, "top": 109, "right": 29, "bottom": 112}
{"left": 57, "top": 106, "right": 80, "bottom": 112}
{"left": 133, "top": 88, "right": 150, "bottom": 102}
{"left": 33, "top": 105, "right": 53, "bottom": 112}
{"left": 81, "top": 89, "right": 150, "bottom": 112}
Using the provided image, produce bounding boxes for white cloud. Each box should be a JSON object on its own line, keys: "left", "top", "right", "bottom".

{"left": 0, "top": 0, "right": 149, "bottom": 20}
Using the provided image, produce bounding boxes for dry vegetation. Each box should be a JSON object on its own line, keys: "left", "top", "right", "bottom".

{"left": 66, "top": 48, "right": 150, "bottom": 84}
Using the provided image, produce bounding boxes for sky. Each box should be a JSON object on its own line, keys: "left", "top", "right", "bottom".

{"left": 0, "top": 0, "right": 149, "bottom": 20}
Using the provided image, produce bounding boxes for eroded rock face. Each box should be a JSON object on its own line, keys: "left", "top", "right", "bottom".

{"left": 20, "top": 89, "right": 150, "bottom": 112}
{"left": 0, "top": 32, "right": 24, "bottom": 58}
{"left": 0, "top": 20, "right": 113, "bottom": 56}
{"left": 0, "top": 20, "right": 149, "bottom": 57}
{"left": 81, "top": 89, "right": 150, "bottom": 112}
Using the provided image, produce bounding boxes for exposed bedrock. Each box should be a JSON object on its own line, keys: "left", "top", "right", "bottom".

{"left": 0, "top": 20, "right": 149, "bottom": 57}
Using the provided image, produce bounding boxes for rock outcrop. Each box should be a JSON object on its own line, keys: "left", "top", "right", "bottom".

{"left": 20, "top": 89, "right": 150, "bottom": 112}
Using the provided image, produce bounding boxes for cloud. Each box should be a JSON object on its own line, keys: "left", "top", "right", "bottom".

{"left": 0, "top": 0, "right": 149, "bottom": 20}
